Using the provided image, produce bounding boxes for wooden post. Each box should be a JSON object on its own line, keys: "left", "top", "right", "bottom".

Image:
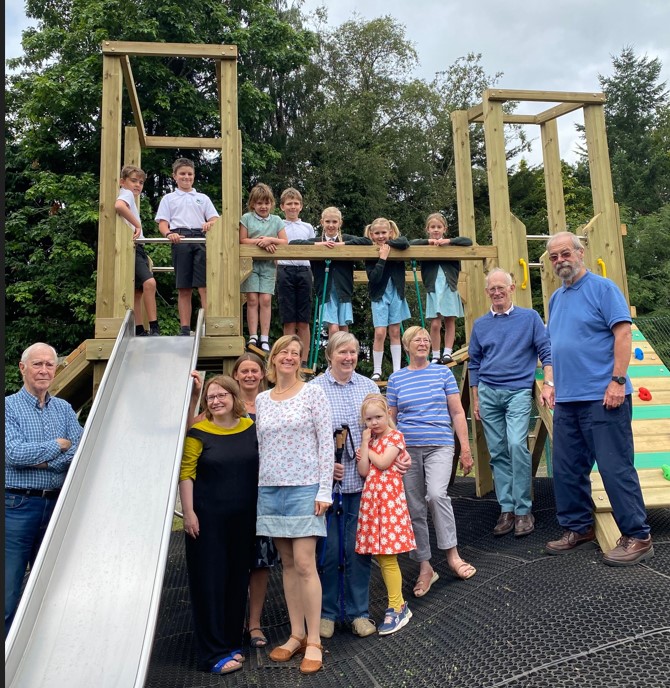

{"left": 120, "top": 127, "right": 140, "bottom": 326}
{"left": 482, "top": 91, "right": 531, "bottom": 307}
{"left": 451, "top": 110, "right": 488, "bottom": 340}
{"left": 95, "top": 55, "right": 124, "bottom": 337}
{"left": 540, "top": 118, "right": 567, "bottom": 234}
{"left": 583, "top": 104, "right": 629, "bottom": 303}
{"left": 207, "top": 57, "right": 242, "bottom": 338}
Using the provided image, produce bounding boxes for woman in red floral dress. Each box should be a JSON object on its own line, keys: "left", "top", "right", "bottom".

{"left": 355, "top": 393, "right": 416, "bottom": 635}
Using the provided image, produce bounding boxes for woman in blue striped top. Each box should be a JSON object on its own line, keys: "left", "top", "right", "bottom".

{"left": 386, "top": 326, "right": 476, "bottom": 599}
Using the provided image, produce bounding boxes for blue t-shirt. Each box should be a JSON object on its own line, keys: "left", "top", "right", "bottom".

{"left": 386, "top": 365, "right": 459, "bottom": 446}
{"left": 548, "top": 271, "right": 633, "bottom": 402}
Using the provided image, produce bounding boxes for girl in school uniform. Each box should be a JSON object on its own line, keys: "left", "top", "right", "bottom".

{"left": 290, "top": 207, "right": 369, "bottom": 337}
{"left": 411, "top": 213, "right": 472, "bottom": 364}
{"left": 364, "top": 218, "right": 410, "bottom": 381}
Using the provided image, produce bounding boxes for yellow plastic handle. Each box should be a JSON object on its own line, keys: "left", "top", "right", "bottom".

{"left": 519, "top": 258, "right": 528, "bottom": 290}
{"left": 597, "top": 258, "right": 607, "bottom": 278}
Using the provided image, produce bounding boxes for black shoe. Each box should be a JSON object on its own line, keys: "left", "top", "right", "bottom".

{"left": 440, "top": 353, "right": 454, "bottom": 364}
{"left": 179, "top": 327, "right": 191, "bottom": 337}
{"left": 149, "top": 328, "right": 160, "bottom": 337}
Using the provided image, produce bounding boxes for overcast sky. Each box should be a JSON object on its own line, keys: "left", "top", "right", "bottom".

{"left": 6, "top": 0, "right": 670, "bottom": 165}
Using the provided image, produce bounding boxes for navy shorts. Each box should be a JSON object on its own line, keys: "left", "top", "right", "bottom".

{"left": 135, "top": 244, "right": 153, "bottom": 288}
{"left": 171, "top": 228, "right": 206, "bottom": 289}
{"left": 276, "top": 265, "right": 313, "bottom": 323}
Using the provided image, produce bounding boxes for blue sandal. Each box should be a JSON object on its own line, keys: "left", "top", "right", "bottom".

{"left": 211, "top": 655, "right": 243, "bottom": 675}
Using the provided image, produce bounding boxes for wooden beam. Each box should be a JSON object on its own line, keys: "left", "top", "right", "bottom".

{"left": 470, "top": 113, "right": 538, "bottom": 125}
{"left": 239, "top": 245, "right": 497, "bottom": 261}
{"left": 583, "top": 104, "right": 629, "bottom": 302}
{"left": 353, "top": 270, "right": 423, "bottom": 283}
{"left": 144, "top": 136, "right": 222, "bottom": 150}
{"left": 120, "top": 57, "right": 147, "bottom": 148}
{"left": 451, "top": 109, "right": 489, "bottom": 341}
{"left": 466, "top": 103, "right": 484, "bottom": 122}
{"left": 208, "top": 57, "right": 241, "bottom": 337}
{"left": 485, "top": 89, "right": 605, "bottom": 104}
{"left": 536, "top": 101, "right": 585, "bottom": 124}
{"left": 102, "top": 41, "right": 238, "bottom": 59}
{"left": 540, "top": 118, "right": 567, "bottom": 235}
{"left": 95, "top": 55, "right": 123, "bottom": 323}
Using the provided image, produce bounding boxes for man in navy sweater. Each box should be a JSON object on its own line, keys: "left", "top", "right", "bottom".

{"left": 469, "top": 269, "right": 554, "bottom": 537}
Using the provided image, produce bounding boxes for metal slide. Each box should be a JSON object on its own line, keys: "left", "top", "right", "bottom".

{"left": 5, "top": 310, "right": 203, "bottom": 687}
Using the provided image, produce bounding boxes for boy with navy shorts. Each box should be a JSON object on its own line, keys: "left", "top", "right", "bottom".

{"left": 114, "top": 165, "right": 160, "bottom": 336}
{"left": 155, "top": 158, "right": 219, "bottom": 335}
{"left": 277, "top": 188, "right": 315, "bottom": 365}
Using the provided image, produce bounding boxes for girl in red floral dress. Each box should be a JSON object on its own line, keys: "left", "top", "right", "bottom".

{"left": 355, "top": 393, "right": 416, "bottom": 635}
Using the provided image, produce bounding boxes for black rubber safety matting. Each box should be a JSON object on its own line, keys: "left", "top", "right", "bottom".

{"left": 145, "top": 478, "right": 670, "bottom": 688}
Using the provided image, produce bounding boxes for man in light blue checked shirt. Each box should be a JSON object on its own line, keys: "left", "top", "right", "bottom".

{"left": 5, "top": 342, "right": 83, "bottom": 635}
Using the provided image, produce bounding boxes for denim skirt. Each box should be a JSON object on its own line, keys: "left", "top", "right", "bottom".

{"left": 257, "top": 484, "right": 326, "bottom": 538}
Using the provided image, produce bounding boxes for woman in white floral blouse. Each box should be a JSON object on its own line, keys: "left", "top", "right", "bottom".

{"left": 255, "top": 335, "right": 334, "bottom": 675}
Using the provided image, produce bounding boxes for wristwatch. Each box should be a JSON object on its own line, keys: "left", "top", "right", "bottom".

{"left": 611, "top": 376, "right": 626, "bottom": 385}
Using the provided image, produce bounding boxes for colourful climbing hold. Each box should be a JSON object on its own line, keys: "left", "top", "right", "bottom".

{"left": 634, "top": 347, "right": 644, "bottom": 360}
{"left": 638, "top": 387, "right": 652, "bottom": 401}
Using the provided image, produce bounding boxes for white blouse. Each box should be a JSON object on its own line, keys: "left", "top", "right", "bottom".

{"left": 256, "top": 384, "right": 335, "bottom": 503}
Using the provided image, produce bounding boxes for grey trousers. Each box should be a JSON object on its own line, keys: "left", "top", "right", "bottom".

{"left": 403, "top": 445, "right": 457, "bottom": 562}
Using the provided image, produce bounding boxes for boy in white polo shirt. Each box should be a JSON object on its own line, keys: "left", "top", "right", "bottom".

{"left": 155, "top": 158, "right": 219, "bottom": 335}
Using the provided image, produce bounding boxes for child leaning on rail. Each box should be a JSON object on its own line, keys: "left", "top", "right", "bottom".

{"left": 239, "top": 183, "right": 288, "bottom": 353}
{"left": 363, "top": 218, "right": 410, "bottom": 381}
{"left": 155, "top": 158, "right": 219, "bottom": 336}
{"left": 410, "top": 213, "right": 472, "bottom": 364}
{"left": 114, "top": 165, "right": 160, "bottom": 336}
{"left": 290, "top": 207, "right": 369, "bottom": 338}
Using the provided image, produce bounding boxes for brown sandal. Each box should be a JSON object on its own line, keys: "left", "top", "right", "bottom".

{"left": 268, "top": 634, "right": 307, "bottom": 662}
{"left": 450, "top": 560, "right": 476, "bottom": 580}
{"left": 299, "top": 642, "right": 323, "bottom": 674}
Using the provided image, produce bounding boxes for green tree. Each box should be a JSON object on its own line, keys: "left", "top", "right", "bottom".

{"left": 5, "top": 0, "right": 316, "bottom": 392}
{"left": 594, "top": 46, "right": 669, "bottom": 216}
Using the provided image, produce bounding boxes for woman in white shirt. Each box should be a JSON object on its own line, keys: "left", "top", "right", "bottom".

{"left": 255, "top": 335, "right": 334, "bottom": 675}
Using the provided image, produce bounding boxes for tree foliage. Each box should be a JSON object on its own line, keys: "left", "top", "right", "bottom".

{"left": 5, "top": 8, "right": 669, "bottom": 390}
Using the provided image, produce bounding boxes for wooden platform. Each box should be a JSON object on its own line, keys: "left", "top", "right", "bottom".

{"left": 592, "top": 324, "right": 670, "bottom": 551}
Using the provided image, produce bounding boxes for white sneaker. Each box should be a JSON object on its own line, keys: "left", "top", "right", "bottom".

{"left": 351, "top": 617, "right": 376, "bottom": 637}
{"left": 319, "top": 618, "right": 335, "bottom": 638}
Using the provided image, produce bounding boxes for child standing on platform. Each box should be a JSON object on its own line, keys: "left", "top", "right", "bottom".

{"left": 239, "top": 184, "right": 288, "bottom": 353}
{"left": 276, "top": 188, "right": 315, "bottom": 365}
{"left": 291, "top": 207, "right": 369, "bottom": 337}
{"left": 411, "top": 213, "right": 472, "bottom": 364}
{"left": 355, "top": 393, "right": 415, "bottom": 636}
{"left": 155, "top": 158, "right": 219, "bottom": 336}
{"left": 364, "top": 218, "right": 410, "bottom": 381}
{"left": 114, "top": 165, "right": 160, "bottom": 336}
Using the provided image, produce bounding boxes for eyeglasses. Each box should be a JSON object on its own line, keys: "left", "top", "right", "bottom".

{"left": 487, "top": 286, "right": 509, "bottom": 294}
{"left": 206, "top": 392, "right": 231, "bottom": 402}
{"left": 548, "top": 249, "right": 578, "bottom": 262}
{"left": 412, "top": 338, "right": 431, "bottom": 344}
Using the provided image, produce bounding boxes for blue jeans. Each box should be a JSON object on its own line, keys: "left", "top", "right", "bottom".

{"left": 552, "top": 396, "right": 650, "bottom": 538}
{"left": 318, "top": 491, "right": 371, "bottom": 621}
{"left": 5, "top": 492, "right": 57, "bottom": 636}
{"left": 477, "top": 383, "right": 533, "bottom": 515}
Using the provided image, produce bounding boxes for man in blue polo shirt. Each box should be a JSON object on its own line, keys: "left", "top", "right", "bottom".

{"left": 469, "top": 268, "right": 554, "bottom": 538}
{"left": 5, "top": 343, "right": 83, "bottom": 635}
{"left": 545, "top": 232, "right": 653, "bottom": 565}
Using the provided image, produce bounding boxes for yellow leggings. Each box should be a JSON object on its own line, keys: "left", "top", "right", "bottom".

{"left": 376, "top": 554, "right": 405, "bottom": 612}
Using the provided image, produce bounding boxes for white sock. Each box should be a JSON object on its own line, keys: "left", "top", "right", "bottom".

{"left": 260, "top": 335, "right": 269, "bottom": 343}
{"left": 391, "top": 344, "right": 402, "bottom": 372}
{"left": 443, "top": 347, "right": 453, "bottom": 356}
{"left": 432, "top": 349, "right": 441, "bottom": 361}
{"left": 373, "top": 350, "right": 384, "bottom": 375}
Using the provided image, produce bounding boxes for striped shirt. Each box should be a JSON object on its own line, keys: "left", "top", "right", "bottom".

{"left": 311, "top": 370, "right": 379, "bottom": 493}
{"left": 5, "top": 387, "right": 83, "bottom": 490}
{"left": 387, "top": 365, "right": 459, "bottom": 446}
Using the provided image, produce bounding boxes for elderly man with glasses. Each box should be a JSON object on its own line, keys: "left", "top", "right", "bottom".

{"left": 544, "top": 231, "right": 653, "bottom": 565}
{"left": 469, "top": 268, "right": 554, "bottom": 537}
